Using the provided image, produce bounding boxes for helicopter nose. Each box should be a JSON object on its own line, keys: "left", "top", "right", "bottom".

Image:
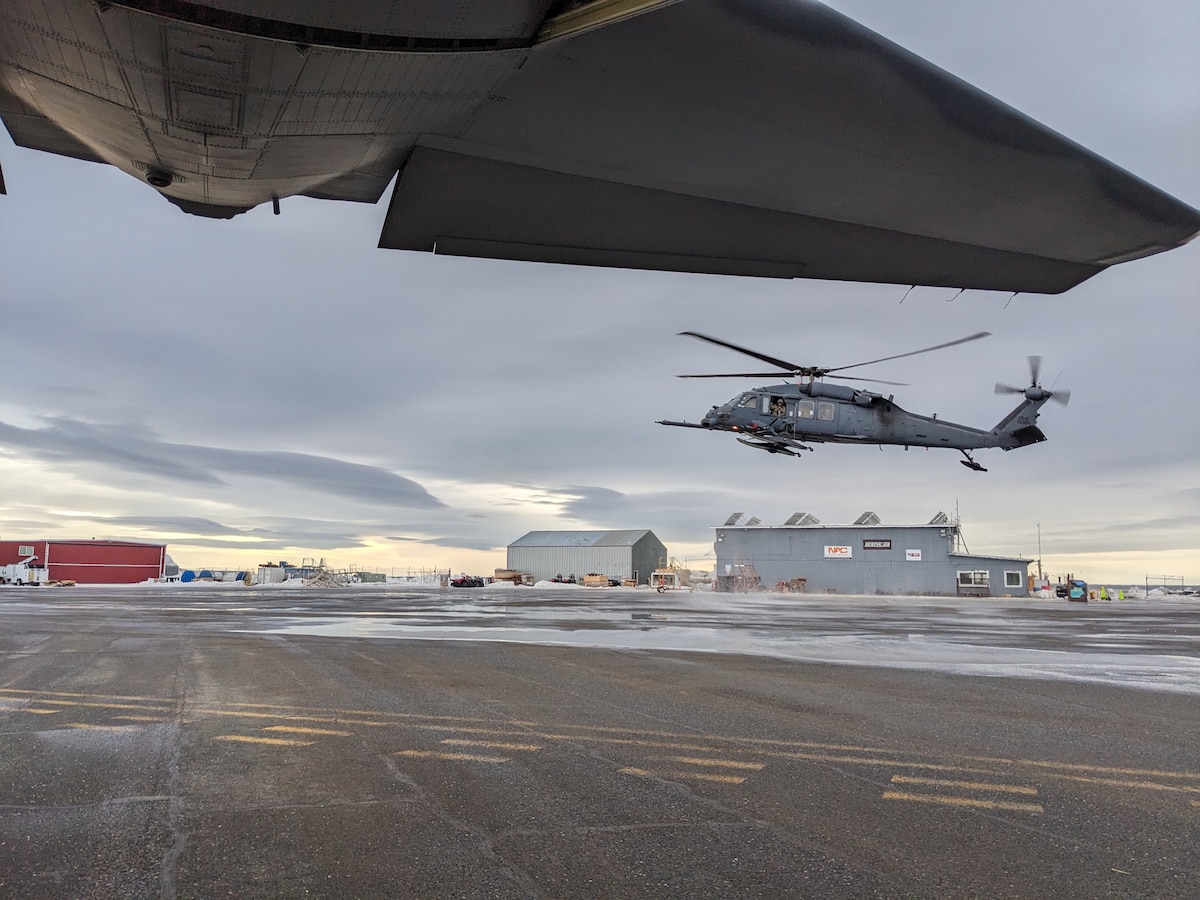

{"left": 702, "top": 404, "right": 731, "bottom": 428}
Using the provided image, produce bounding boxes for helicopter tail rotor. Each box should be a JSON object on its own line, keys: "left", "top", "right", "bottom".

{"left": 995, "top": 356, "right": 1070, "bottom": 405}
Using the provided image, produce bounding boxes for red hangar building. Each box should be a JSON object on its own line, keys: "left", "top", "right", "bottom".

{"left": 0, "top": 540, "right": 167, "bottom": 585}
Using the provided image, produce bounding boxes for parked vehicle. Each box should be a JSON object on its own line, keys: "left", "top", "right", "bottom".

{"left": 0, "top": 556, "right": 50, "bottom": 585}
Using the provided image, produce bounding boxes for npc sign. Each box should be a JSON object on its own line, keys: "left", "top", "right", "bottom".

{"left": 824, "top": 545, "right": 853, "bottom": 559}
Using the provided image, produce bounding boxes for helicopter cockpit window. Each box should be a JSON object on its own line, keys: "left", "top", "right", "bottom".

{"left": 737, "top": 393, "right": 758, "bottom": 409}
{"left": 796, "top": 400, "right": 815, "bottom": 419}
{"left": 768, "top": 396, "right": 786, "bottom": 416}
{"left": 818, "top": 402, "right": 835, "bottom": 421}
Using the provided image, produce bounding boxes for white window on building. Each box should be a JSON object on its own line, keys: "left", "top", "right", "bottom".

{"left": 1005, "top": 571, "right": 1023, "bottom": 588}
{"left": 18, "top": 545, "right": 35, "bottom": 557}
{"left": 957, "top": 570, "right": 990, "bottom": 587}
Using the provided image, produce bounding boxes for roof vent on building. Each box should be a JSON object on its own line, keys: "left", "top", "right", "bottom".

{"left": 744, "top": 517, "right": 761, "bottom": 527}
{"left": 784, "top": 512, "right": 820, "bottom": 526}
{"left": 723, "top": 512, "right": 744, "bottom": 526}
{"left": 853, "top": 511, "right": 881, "bottom": 526}
{"left": 928, "top": 511, "right": 950, "bottom": 525}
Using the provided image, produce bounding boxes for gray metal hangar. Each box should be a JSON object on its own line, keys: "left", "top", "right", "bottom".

{"left": 507, "top": 531, "right": 668, "bottom": 585}
{"left": 715, "top": 512, "right": 1030, "bottom": 596}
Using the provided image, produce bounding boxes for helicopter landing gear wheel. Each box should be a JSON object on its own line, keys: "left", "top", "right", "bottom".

{"left": 959, "top": 450, "right": 987, "bottom": 472}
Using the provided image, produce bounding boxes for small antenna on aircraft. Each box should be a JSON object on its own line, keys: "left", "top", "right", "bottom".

{"left": 1004, "top": 291, "right": 1019, "bottom": 310}
{"left": 945, "top": 288, "right": 965, "bottom": 303}
{"left": 898, "top": 284, "right": 915, "bottom": 304}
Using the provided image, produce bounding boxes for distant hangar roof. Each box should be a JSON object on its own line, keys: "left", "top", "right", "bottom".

{"left": 509, "top": 530, "right": 658, "bottom": 548}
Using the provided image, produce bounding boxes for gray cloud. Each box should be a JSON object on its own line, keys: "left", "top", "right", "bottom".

{"left": 0, "top": 417, "right": 442, "bottom": 508}
{"left": 385, "top": 535, "right": 504, "bottom": 552}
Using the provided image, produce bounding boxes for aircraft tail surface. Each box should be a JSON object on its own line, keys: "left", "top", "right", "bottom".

{"left": 991, "top": 397, "right": 1050, "bottom": 449}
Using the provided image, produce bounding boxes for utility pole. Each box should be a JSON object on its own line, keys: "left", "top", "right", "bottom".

{"left": 1036, "top": 523, "right": 1044, "bottom": 582}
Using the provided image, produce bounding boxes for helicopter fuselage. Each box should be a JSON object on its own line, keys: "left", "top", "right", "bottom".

{"left": 659, "top": 381, "right": 1048, "bottom": 455}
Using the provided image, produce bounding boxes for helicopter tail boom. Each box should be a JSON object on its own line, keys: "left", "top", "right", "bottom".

{"left": 990, "top": 397, "right": 1051, "bottom": 450}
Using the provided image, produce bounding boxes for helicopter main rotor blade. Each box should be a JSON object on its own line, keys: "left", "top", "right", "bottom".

{"left": 1028, "top": 355, "right": 1043, "bottom": 385}
{"left": 994, "top": 383, "right": 1025, "bottom": 395}
{"left": 827, "top": 331, "right": 992, "bottom": 374}
{"left": 676, "top": 372, "right": 908, "bottom": 385}
{"left": 828, "top": 375, "right": 909, "bottom": 386}
{"left": 678, "top": 331, "right": 806, "bottom": 373}
{"left": 677, "top": 371, "right": 799, "bottom": 379}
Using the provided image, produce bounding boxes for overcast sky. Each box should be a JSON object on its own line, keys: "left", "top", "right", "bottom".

{"left": 0, "top": 0, "right": 1196, "bottom": 583}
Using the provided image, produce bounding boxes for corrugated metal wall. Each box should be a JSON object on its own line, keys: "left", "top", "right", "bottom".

{"left": 630, "top": 534, "right": 668, "bottom": 585}
{"left": 714, "top": 526, "right": 1027, "bottom": 596}
{"left": 509, "top": 546, "right": 631, "bottom": 583}
{"left": 0, "top": 540, "right": 167, "bottom": 584}
{"left": 507, "top": 533, "right": 668, "bottom": 584}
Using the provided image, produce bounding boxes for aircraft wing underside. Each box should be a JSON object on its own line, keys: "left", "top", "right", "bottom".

{"left": 381, "top": 1, "right": 1199, "bottom": 292}
{"left": 1, "top": 0, "right": 1196, "bottom": 291}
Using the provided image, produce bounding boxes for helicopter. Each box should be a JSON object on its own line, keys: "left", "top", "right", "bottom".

{"left": 657, "top": 331, "right": 1069, "bottom": 472}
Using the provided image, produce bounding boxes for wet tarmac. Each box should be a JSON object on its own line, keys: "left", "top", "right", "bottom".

{"left": 1, "top": 585, "right": 1197, "bottom": 896}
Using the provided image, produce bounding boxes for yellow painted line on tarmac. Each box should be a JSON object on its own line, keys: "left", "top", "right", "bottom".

{"left": 440, "top": 739, "right": 543, "bottom": 752}
{"left": 891, "top": 775, "right": 1038, "bottom": 796}
{"left": 1045, "top": 773, "right": 1200, "bottom": 795}
{"left": 775, "top": 750, "right": 995, "bottom": 773}
{"left": 216, "top": 701, "right": 492, "bottom": 724}
{"left": 883, "top": 791, "right": 1043, "bottom": 813}
{"left": 0, "top": 688, "right": 169, "bottom": 703}
{"left": 664, "top": 756, "right": 766, "bottom": 771}
{"left": 678, "top": 772, "right": 746, "bottom": 784}
{"left": 28, "top": 699, "right": 173, "bottom": 714}
{"left": 203, "top": 709, "right": 342, "bottom": 722}
{"left": 396, "top": 749, "right": 511, "bottom": 763}
{"left": 618, "top": 766, "right": 745, "bottom": 785}
{"left": 200, "top": 710, "right": 401, "bottom": 729}
{"left": 21, "top": 708, "right": 62, "bottom": 715}
{"left": 511, "top": 721, "right": 883, "bottom": 756}
{"left": 972, "top": 755, "right": 1200, "bottom": 781}
{"left": 113, "top": 715, "right": 168, "bottom": 723}
{"left": 213, "top": 735, "right": 316, "bottom": 747}
{"left": 262, "top": 725, "right": 353, "bottom": 737}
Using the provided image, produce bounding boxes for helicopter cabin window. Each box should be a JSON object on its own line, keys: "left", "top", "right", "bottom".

{"left": 796, "top": 400, "right": 815, "bottom": 419}
{"left": 737, "top": 393, "right": 758, "bottom": 409}
{"left": 817, "top": 402, "right": 835, "bottom": 421}
{"left": 768, "top": 396, "right": 786, "bottom": 416}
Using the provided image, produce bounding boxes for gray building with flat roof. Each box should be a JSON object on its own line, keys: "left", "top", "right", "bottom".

{"left": 715, "top": 512, "right": 1029, "bottom": 596}
{"left": 507, "top": 530, "right": 668, "bottom": 585}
